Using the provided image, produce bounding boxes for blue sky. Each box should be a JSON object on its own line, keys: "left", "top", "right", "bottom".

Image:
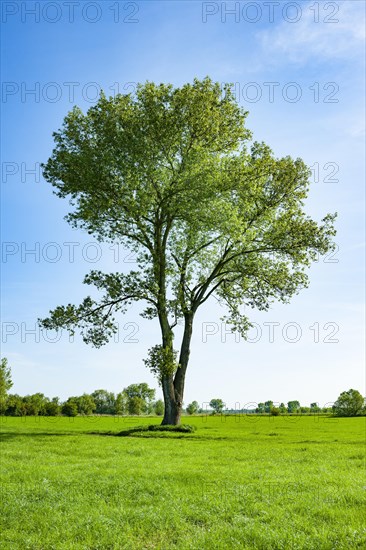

{"left": 1, "top": 0, "right": 365, "bottom": 408}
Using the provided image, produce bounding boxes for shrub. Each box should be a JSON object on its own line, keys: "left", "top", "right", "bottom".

{"left": 154, "top": 399, "right": 164, "bottom": 416}
{"left": 186, "top": 401, "right": 199, "bottom": 415}
{"left": 62, "top": 399, "right": 78, "bottom": 417}
{"left": 117, "top": 424, "right": 196, "bottom": 436}
{"left": 44, "top": 400, "right": 61, "bottom": 416}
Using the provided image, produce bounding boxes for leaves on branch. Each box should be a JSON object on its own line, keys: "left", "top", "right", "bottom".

{"left": 39, "top": 77, "right": 337, "bottom": 372}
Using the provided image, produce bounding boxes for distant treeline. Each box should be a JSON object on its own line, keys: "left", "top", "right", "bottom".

{"left": 1, "top": 393, "right": 364, "bottom": 418}
{"left": 1, "top": 360, "right": 365, "bottom": 418}
{"left": 0, "top": 384, "right": 164, "bottom": 417}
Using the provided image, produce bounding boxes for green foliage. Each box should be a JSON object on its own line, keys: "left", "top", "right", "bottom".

{"left": 186, "top": 400, "right": 199, "bottom": 415}
{"left": 22, "top": 393, "right": 48, "bottom": 416}
{"left": 287, "top": 400, "right": 301, "bottom": 413}
{"left": 62, "top": 399, "right": 78, "bottom": 417}
{"left": 44, "top": 398, "right": 61, "bottom": 416}
{"left": 154, "top": 399, "right": 164, "bottom": 416}
{"left": 209, "top": 398, "right": 225, "bottom": 414}
{"left": 270, "top": 407, "right": 280, "bottom": 416}
{"left": 75, "top": 394, "right": 96, "bottom": 415}
{"left": 333, "top": 389, "right": 365, "bottom": 417}
{"left": 123, "top": 383, "right": 155, "bottom": 403}
{"left": 91, "top": 389, "right": 116, "bottom": 414}
{"left": 115, "top": 391, "right": 128, "bottom": 415}
{"left": 4, "top": 394, "right": 27, "bottom": 416}
{"left": 143, "top": 345, "right": 178, "bottom": 380}
{"left": 116, "top": 424, "right": 196, "bottom": 436}
{"left": 127, "top": 396, "right": 145, "bottom": 416}
{"left": 123, "top": 383, "right": 156, "bottom": 415}
{"left": 0, "top": 383, "right": 158, "bottom": 418}
{"left": 0, "top": 358, "right": 13, "bottom": 411}
{"left": 39, "top": 77, "right": 336, "bottom": 402}
{"left": 264, "top": 400, "right": 274, "bottom": 413}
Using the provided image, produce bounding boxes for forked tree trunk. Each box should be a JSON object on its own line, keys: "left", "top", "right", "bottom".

{"left": 161, "top": 314, "right": 193, "bottom": 425}
{"left": 161, "top": 375, "right": 182, "bottom": 425}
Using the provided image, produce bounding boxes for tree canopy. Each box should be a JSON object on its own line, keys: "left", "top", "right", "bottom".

{"left": 333, "top": 389, "right": 365, "bottom": 417}
{"left": 0, "top": 358, "right": 13, "bottom": 408}
{"left": 39, "top": 77, "right": 336, "bottom": 424}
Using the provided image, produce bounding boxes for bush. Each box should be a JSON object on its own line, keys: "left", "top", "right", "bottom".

{"left": 117, "top": 424, "right": 196, "bottom": 436}
{"left": 154, "top": 399, "right": 164, "bottom": 416}
{"left": 186, "top": 401, "right": 199, "bottom": 415}
{"left": 44, "top": 401, "right": 61, "bottom": 416}
{"left": 4, "top": 394, "right": 27, "bottom": 416}
{"left": 62, "top": 399, "right": 78, "bottom": 417}
{"left": 270, "top": 407, "right": 280, "bottom": 416}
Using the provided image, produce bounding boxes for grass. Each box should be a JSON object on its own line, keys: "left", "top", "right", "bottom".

{"left": 1, "top": 414, "right": 365, "bottom": 549}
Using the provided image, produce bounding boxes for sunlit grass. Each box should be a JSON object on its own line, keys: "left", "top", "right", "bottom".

{"left": 1, "top": 415, "right": 365, "bottom": 549}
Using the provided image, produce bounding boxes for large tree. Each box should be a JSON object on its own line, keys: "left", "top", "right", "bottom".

{"left": 333, "top": 389, "right": 365, "bottom": 417}
{"left": 39, "top": 78, "right": 336, "bottom": 425}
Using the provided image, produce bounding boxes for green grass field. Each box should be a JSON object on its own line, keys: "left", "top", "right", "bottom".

{"left": 1, "top": 415, "right": 365, "bottom": 549}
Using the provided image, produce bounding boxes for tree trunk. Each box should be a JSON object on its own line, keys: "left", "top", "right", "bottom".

{"left": 161, "top": 375, "right": 182, "bottom": 425}
{"left": 161, "top": 314, "right": 194, "bottom": 425}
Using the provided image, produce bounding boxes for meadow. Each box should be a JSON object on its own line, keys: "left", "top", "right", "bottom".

{"left": 0, "top": 414, "right": 365, "bottom": 549}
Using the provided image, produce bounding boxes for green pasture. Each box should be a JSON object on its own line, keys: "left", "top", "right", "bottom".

{"left": 0, "top": 415, "right": 365, "bottom": 549}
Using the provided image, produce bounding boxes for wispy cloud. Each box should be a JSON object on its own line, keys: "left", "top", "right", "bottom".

{"left": 258, "top": 1, "right": 365, "bottom": 65}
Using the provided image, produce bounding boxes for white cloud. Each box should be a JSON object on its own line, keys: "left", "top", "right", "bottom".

{"left": 258, "top": 1, "right": 365, "bottom": 65}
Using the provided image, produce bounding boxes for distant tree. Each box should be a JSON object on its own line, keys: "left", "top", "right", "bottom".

{"left": 300, "top": 406, "right": 310, "bottom": 414}
{"left": 256, "top": 403, "right": 265, "bottom": 413}
{"left": 264, "top": 400, "right": 273, "bottom": 413}
{"left": 0, "top": 358, "right": 13, "bottom": 412}
{"left": 91, "top": 389, "right": 116, "bottom": 414}
{"left": 186, "top": 401, "right": 199, "bottom": 415}
{"left": 124, "top": 383, "right": 156, "bottom": 414}
{"left": 154, "top": 399, "right": 165, "bottom": 416}
{"left": 310, "top": 402, "right": 321, "bottom": 413}
{"left": 124, "top": 383, "right": 155, "bottom": 402}
{"left": 115, "top": 391, "right": 128, "bottom": 415}
{"left": 23, "top": 393, "right": 48, "bottom": 416}
{"left": 5, "top": 394, "right": 26, "bottom": 416}
{"left": 44, "top": 397, "right": 61, "bottom": 416}
{"left": 62, "top": 398, "right": 78, "bottom": 417}
{"left": 210, "top": 399, "right": 225, "bottom": 414}
{"left": 287, "top": 400, "right": 300, "bottom": 413}
{"left": 128, "top": 396, "right": 145, "bottom": 416}
{"left": 75, "top": 394, "right": 96, "bottom": 415}
{"left": 333, "top": 389, "right": 365, "bottom": 417}
{"left": 270, "top": 407, "right": 280, "bottom": 416}
{"left": 279, "top": 403, "right": 287, "bottom": 413}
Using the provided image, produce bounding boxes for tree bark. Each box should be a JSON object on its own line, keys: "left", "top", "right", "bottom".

{"left": 161, "top": 314, "right": 194, "bottom": 425}
{"left": 174, "top": 313, "right": 193, "bottom": 401}
{"left": 161, "top": 374, "right": 182, "bottom": 425}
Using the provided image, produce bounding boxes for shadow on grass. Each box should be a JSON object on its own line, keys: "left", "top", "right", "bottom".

{"left": 0, "top": 424, "right": 198, "bottom": 441}
{"left": 0, "top": 433, "right": 84, "bottom": 445}
{"left": 91, "top": 424, "right": 197, "bottom": 438}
